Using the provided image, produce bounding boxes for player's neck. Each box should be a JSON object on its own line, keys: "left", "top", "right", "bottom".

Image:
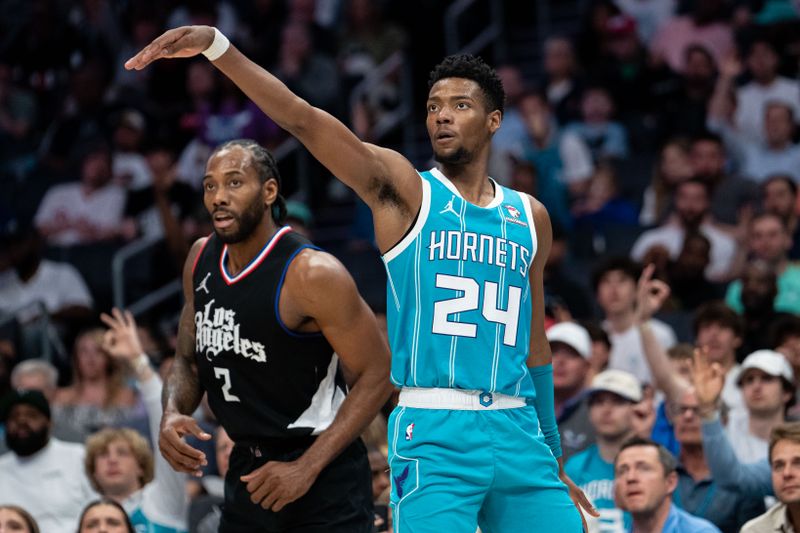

{"left": 224, "top": 218, "right": 280, "bottom": 277}
{"left": 439, "top": 158, "right": 493, "bottom": 207}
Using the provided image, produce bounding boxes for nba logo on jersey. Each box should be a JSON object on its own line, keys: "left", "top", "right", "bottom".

{"left": 405, "top": 423, "right": 414, "bottom": 441}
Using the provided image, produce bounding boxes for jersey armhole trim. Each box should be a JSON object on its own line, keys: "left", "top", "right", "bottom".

{"left": 274, "top": 244, "right": 325, "bottom": 338}
{"left": 517, "top": 191, "right": 538, "bottom": 258}
{"left": 382, "top": 175, "right": 431, "bottom": 263}
{"left": 191, "top": 234, "right": 213, "bottom": 277}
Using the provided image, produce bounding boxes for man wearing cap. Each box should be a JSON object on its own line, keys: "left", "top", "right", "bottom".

{"left": 0, "top": 389, "right": 97, "bottom": 533}
{"left": 727, "top": 350, "right": 795, "bottom": 463}
{"left": 566, "top": 369, "right": 643, "bottom": 532}
{"left": 549, "top": 321, "right": 595, "bottom": 458}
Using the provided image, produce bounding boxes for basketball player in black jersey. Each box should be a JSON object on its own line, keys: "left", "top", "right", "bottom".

{"left": 157, "top": 139, "right": 393, "bottom": 532}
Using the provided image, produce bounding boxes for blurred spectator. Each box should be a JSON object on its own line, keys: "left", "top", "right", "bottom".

{"left": 728, "top": 350, "right": 794, "bottom": 463}
{"left": 84, "top": 308, "right": 187, "bottom": 531}
{"left": 542, "top": 36, "right": 584, "bottom": 125}
{"left": 593, "top": 257, "right": 676, "bottom": 384}
{"left": 650, "top": 0, "right": 734, "bottom": 73}
{"left": 726, "top": 213, "right": 800, "bottom": 314}
{"left": 735, "top": 38, "right": 800, "bottom": 145}
{"left": 34, "top": 144, "right": 127, "bottom": 247}
{"left": 52, "top": 327, "right": 144, "bottom": 443}
{"left": 0, "top": 505, "right": 40, "bottom": 533}
{"left": 688, "top": 132, "right": 757, "bottom": 226}
{"left": 285, "top": 200, "right": 313, "bottom": 238}
{"left": 772, "top": 316, "right": 800, "bottom": 397}
{"left": 576, "top": 0, "right": 622, "bottom": 78}
{"left": 548, "top": 321, "right": 596, "bottom": 458}
{"left": 614, "top": 437, "right": 721, "bottom": 533}
{"left": 112, "top": 6, "right": 163, "bottom": 96}
{"left": 122, "top": 144, "right": 199, "bottom": 277}
{"left": 631, "top": 178, "right": 737, "bottom": 282}
{"left": 565, "top": 369, "right": 643, "bottom": 532}
{"left": 166, "top": 0, "right": 240, "bottom": 41}
{"left": 668, "top": 387, "right": 766, "bottom": 531}
{"left": 694, "top": 302, "right": 747, "bottom": 410}
{"left": 565, "top": 86, "right": 629, "bottom": 162}
{"left": 583, "top": 322, "right": 613, "bottom": 384}
{"left": 740, "top": 423, "right": 800, "bottom": 532}
{"left": 0, "top": 62, "right": 37, "bottom": 175}
{"left": 613, "top": 0, "right": 676, "bottom": 44}
{"left": 0, "top": 221, "right": 93, "bottom": 325}
{"left": 760, "top": 175, "right": 800, "bottom": 259}
{"left": 655, "top": 45, "right": 718, "bottom": 142}
{"left": 275, "top": 21, "right": 341, "bottom": 115}
{"left": 711, "top": 100, "right": 800, "bottom": 182}
{"left": 640, "top": 138, "right": 694, "bottom": 226}
{"left": 0, "top": 389, "right": 97, "bottom": 533}
{"left": 666, "top": 232, "right": 720, "bottom": 312}
{"left": 38, "top": 58, "right": 113, "bottom": 174}
{"left": 77, "top": 498, "right": 135, "bottom": 533}
{"left": 489, "top": 64, "right": 528, "bottom": 183}
{"left": 517, "top": 89, "right": 594, "bottom": 202}
{"left": 738, "top": 260, "right": 795, "bottom": 356}
{"left": 111, "top": 109, "right": 151, "bottom": 189}
{"left": 572, "top": 162, "right": 639, "bottom": 227}
{"left": 337, "top": 0, "right": 407, "bottom": 78}
{"left": 286, "top": 0, "right": 337, "bottom": 53}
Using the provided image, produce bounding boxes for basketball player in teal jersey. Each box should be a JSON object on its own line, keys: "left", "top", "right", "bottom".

{"left": 127, "top": 25, "right": 596, "bottom": 532}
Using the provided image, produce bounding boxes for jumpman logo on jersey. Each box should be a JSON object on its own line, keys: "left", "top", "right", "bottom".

{"left": 439, "top": 195, "right": 459, "bottom": 217}
{"left": 196, "top": 272, "right": 211, "bottom": 294}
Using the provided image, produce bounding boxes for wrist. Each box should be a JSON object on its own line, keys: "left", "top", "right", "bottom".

{"left": 698, "top": 402, "right": 720, "bottom": 422}
{"left": 133, "top": 353, "right": 151, "bottom": 374}
{"left": 202, "top": 27, "right": 230, "bottom": 61}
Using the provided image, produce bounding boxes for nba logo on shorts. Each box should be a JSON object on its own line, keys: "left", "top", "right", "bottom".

{"left": 405, "top": 423, "right": 414, "bottom": 441}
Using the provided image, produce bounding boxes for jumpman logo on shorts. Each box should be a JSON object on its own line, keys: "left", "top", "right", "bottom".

{"left": 439, "top": 195, "right": 459, "bottom": 217}
{"left": 196, "top": 272, "right": 211, "bottom": 294}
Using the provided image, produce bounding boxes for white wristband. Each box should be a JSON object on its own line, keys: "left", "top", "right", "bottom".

{"left": 202, "top": 28, "right": 230, "bottom": 61}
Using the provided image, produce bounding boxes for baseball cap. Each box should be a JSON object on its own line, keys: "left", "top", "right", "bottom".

{"left": 588, "top": 369, "right": 642, "bottom": 403}
{"left": 606, "top": 14, "right": 637, "bottom": 37}
{"left": 737, "top": 350, "right": 794, "bottom": 385}
{"left": 0, "top": 389, "right": 51, "bottom": 421}
{"left": 546, "top": 322, "right": 591, "bottom": 359}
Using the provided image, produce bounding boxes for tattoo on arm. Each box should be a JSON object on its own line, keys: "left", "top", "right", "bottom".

{"left": 162, "top": 304, "right": 203, "bottom": 414}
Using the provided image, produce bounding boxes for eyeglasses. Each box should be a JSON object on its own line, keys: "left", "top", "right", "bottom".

{"left": 668, "top": 404, "right": 701, "bottom": 416}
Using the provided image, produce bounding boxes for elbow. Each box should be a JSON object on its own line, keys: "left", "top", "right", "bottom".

{"left": 285, "top": 97, "right": 316, "bottom": 136}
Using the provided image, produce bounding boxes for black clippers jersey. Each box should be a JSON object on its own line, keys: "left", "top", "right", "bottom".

{"left": 192, "top": 227, "right": 346, "bottom": 441}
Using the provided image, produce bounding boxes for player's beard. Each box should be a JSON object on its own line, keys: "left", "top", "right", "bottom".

{"left": 215, "top": 195, "right": 266, "bottom": 244}
{"left": 434, "top": 146, "right": 473, "bottom": 166}
{"left": 6, "top": 426, "right": 49, "bottom": 457}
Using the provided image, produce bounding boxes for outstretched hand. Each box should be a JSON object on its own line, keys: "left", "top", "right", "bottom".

{"left": 689, "top": 345, "right": 725, "bottom": 412}
{"left": 100, "top": 308, "right": 143, "bottom": 362}
{"left": 125, "top": 25, "right": 216, "bottom": 71}
{"left": 635, "top": 263, "right": 670, "bottom": 323}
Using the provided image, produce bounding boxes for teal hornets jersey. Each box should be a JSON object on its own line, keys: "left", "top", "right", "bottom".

{"left": 565, "top": 445, "right": 629, "bottom": 533}
{"left": 382, "top": 168, "right": 538, "bottom": 398}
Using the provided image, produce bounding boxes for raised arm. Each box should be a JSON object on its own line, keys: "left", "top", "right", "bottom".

{"left": 125, "top": 26, "right": 420, "bottom": 250}
{"left": 240, "top": 249, "right": 393, "bottom": 511}
{"left": 635, "top": 264, "right": 690, "bottom": 401}
{"left": 158, "top": 237, "right": 212, "bottom": 476}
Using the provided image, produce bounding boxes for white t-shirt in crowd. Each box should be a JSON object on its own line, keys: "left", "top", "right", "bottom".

{"left": 604, "top": 319, "right": 677, "bottom": 384}
{"left": 735, "top": 78, "right": 800, "bottom": 144}
{"left": 727, "top": 409, "right": 767, "bottom": 464}
{"left": 0, "top": 260, "right": 92, "bottom": 320}
{"left": 34, "top": 182, "right": 126, "bottom": 246}
{"left": 631, "top": 222, "right": 736, "bottom": 282}
{"left": 0, "top": 438, "right": 97, "bottom": 533}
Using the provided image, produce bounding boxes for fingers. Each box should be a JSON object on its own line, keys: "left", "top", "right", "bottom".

{"left": 640, "top": 263, "right": 655, "bottom": 286}
{"left": 125, "top": 27, "right": 189, "bottom": 70}
{"left": 160, "top": 424, "right": 207, "bottom": 467}
{"left": 183, "top": 418, "right": 213, "bottom": 441}
{"left": 574, "top": 487, "right": 600, "bottom": 517}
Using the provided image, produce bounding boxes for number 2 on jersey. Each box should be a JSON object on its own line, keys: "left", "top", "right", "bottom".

{"left": 432, "top": 273, "right": 522, "bottom": 346}
{"left": 214, "top": 367, "right": 241, "bottom": 402}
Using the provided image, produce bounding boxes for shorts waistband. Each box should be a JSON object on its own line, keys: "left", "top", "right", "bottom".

{"left": 398, "top": 387, "right": 526, "bottom": 410}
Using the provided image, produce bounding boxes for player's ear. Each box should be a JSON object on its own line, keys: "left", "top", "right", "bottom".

{"left": 487, "top": 109, "right": 501, "bottom": 135}
{"left": 262, "top": 178, "right": 279, "bottom": 206}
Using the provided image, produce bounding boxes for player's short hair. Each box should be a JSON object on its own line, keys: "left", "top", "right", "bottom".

{"left": 428, "top": 54, "right": 505, "bottom": 116}
{"left": 85, "top": 428, "right": 154, "bottom": 492}
{"left": 693, "top": 301, "right": 743, "bottom": 338}
{"left": 615, "top": 436, "right": 677, "bottom": 476}
{"left": 769, "top": 422, "right": 800, "bottom": 463}
{"left": 211, "top": 139, "right": 287, "bottom": 223}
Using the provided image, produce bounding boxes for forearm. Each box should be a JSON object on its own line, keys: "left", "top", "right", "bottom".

{"left": 638, "top": 320, "right": 687, "bottom": 400}
{"left": 162, "top": 355, "right": 203, "bottom": 415}
{"left": 529, "top": 363, "right": 561, "bottom": 459}
{"left": 299, "top": 368, "right": 392, "bottom": 476}
{"left": 701, "top": 416, "right": 773, "bottom": 497}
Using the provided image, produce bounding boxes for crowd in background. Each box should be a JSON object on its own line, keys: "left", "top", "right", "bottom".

{"left": 5, "top": 0, "right": 800, "bottom": 532}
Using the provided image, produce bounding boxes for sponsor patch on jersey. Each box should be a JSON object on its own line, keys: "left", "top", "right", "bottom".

{"left": 503, "top": 204, "right": 528, "bottom": 227}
